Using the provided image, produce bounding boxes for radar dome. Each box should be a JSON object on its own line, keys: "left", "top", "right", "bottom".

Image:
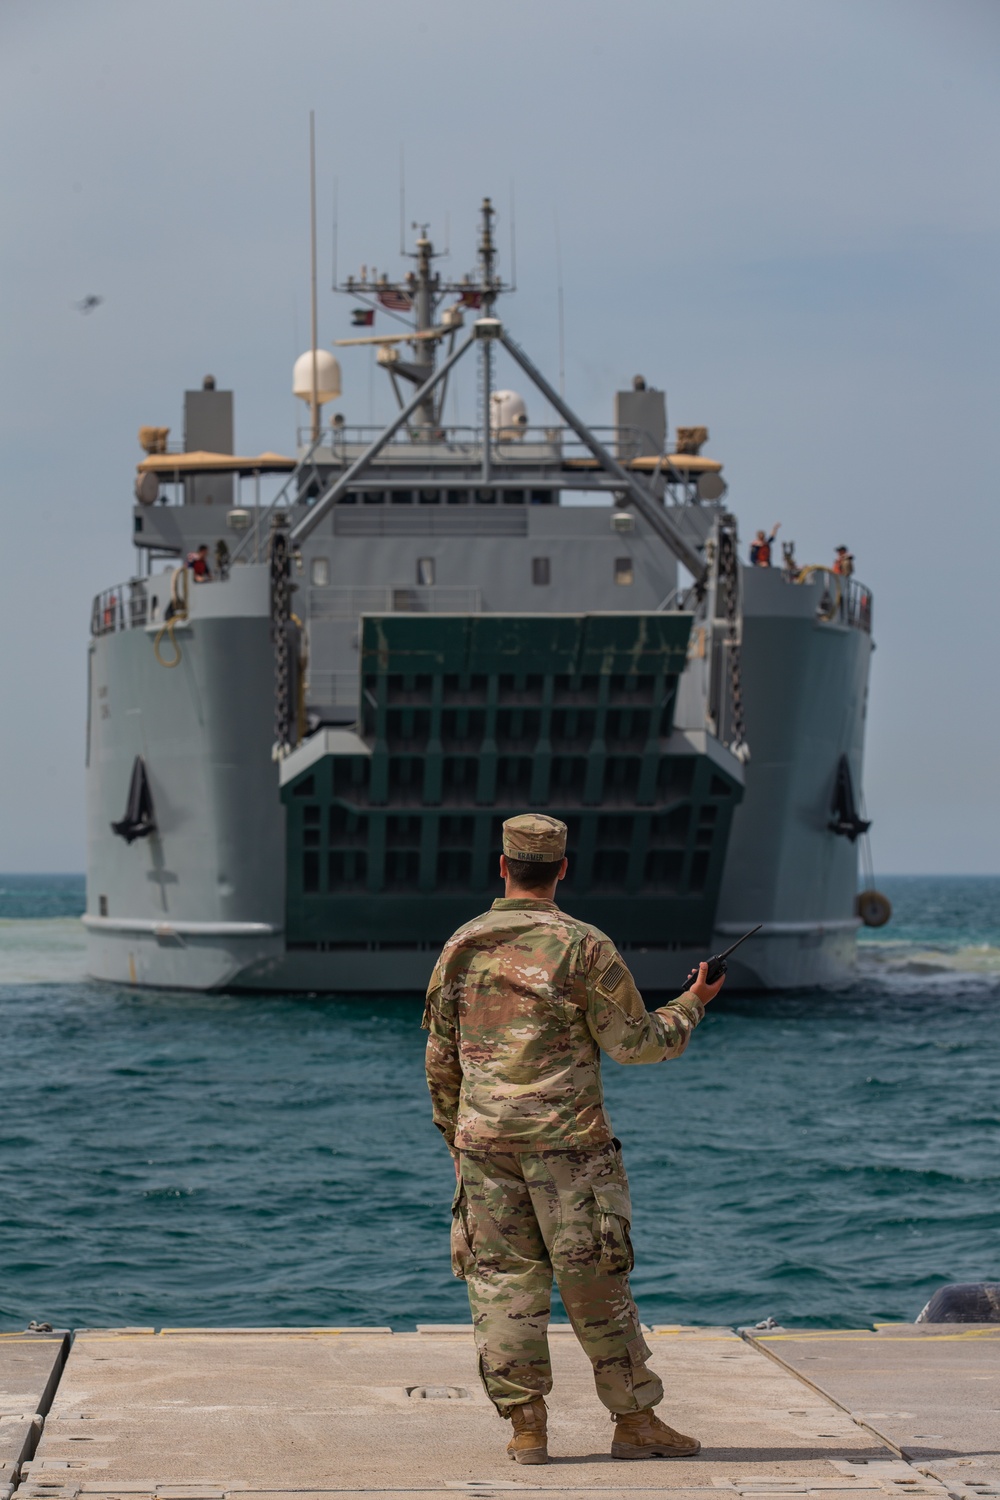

{"left": 292, "top": 349, "right": 342, "bottom": 406}
{"left": 490, "top": 389, "right": 528, "bottom": 440}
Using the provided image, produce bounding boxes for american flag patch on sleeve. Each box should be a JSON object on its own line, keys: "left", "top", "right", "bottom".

{"left": 598, "top": 957, "right": 627, "bottom": 993}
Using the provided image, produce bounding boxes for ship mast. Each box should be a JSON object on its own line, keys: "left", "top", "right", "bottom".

{"left": 478, "top": 197, "right": 497, "bottom": 482}
{"left": 335, "top": 196, "right": 509, "bottom": 439}
{"left": 408, "top": 227, "right": 437, "bottom": 430}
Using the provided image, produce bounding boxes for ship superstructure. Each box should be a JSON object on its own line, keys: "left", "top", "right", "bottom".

{"left": 84, "top": 200, "right": 876, "bottom": 991}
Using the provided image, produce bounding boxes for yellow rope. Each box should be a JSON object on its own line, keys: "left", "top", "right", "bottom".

{"left": 795, "top": 565, "right": 842, "bottom": 620}
{"left": 153, "top": 565, "right": 189, "bottom": 668}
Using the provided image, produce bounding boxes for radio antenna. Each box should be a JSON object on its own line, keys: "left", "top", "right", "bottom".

{"left": 308, "top": 110, "right": 319, "bottom": 442}
{"left": 399, "top": 145, "right": 406, "bottom": 255}
{"left": 509, "top": 179, "right": 517, "bottom": 291}
{"left": 553, "top": 208, "right": 565, "bottom": 398}
{"left": 331, "top": 175, "right": 338, "bottom": 291}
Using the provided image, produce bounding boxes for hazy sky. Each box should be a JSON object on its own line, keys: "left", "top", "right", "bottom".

{"left": 1, "top": 0, "right": 997, "bottom": 873}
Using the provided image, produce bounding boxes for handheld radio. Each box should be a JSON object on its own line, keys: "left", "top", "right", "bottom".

{"left": 702, "top": 924, "right": 763, "bottom": 985}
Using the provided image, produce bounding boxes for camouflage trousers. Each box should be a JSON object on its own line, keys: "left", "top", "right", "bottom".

{"left": 451, "top": 1142, "right": 663, "bottom": 1418}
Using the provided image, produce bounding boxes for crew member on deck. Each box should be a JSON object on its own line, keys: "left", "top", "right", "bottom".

{"left": 833, "top": 546, "right": 854, "bottom": 577}
{"left": 750, "top": 524, "right": 780, "bottom": 566}
{"left": 186, "top": 544, "right": 212, "bottom": 582}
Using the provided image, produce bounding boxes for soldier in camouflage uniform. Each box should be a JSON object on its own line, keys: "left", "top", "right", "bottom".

{"left": 423, "top": 813, "right": 725, "bottom": 1464}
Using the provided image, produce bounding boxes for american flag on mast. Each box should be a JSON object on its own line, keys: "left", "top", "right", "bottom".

{"left": 377, "top": 288, "right": 413, "bottom": 312}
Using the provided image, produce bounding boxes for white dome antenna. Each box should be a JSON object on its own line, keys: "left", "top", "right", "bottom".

{"left": 292, "top": 349, "right": 342, "bottom": 410}
{"left": 490, "top": 389, "right": 528, "bottom": 441}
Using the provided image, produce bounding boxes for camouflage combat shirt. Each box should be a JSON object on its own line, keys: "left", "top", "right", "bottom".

{"left": 423, "top": 897, "right": 705, "bottom": 1152}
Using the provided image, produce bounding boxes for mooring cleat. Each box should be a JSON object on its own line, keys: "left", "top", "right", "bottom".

{"left": 611, "top": 1407, "right": 701, "bottom": 1459}
{"left": 506, "top": 1396, "right": 548, "bottom": 1464}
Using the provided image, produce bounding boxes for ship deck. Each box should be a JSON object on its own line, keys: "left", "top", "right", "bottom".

{"left": 5, "top": 1323, "right": 998, "bottom": 1500}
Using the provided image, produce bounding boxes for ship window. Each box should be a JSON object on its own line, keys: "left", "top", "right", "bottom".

{"left": 475, "top": 488, "right": 496, "bottom": 504}
{"left": 417, "top": 557, "right": 435, "bottom": 587}
{"left": 310, "top": 556, "right": 330, "bottom": 587}
{"left": 391, "top": 490, "right": 414, "bottom": 504}
{"left": 645, "top": 849, "right": 684, "bottom": 891}
{"left": 419, "top": 488, "right": 439, "bottom": 504}
{"left": 532, "top": 557, "right": 551, "bottom": 586}
{"left": 615, "top": 557, "right": 634, "bottom": 586}
{"left": 363, "top": 490, "right": 385, "bottom": 504}
{"left": 593, "top": 850, "right": 628, "bottom": 886}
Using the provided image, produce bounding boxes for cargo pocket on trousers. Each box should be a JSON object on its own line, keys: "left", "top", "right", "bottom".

{"left": 450, "top": 1178, "right": 474, "bottom": 1281}
{"left": 592, "top": 1182, "right": 635, "bottom": 1275}
{"left": 627, "top": 1331, "right": 653, "bottom": 1368}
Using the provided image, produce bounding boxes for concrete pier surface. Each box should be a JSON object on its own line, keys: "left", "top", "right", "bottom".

{"left": 746, "top": 1325, "right": 1000, "bottom": 1492}
{"left": 1, "top": 1324, "right": 995, "bottom": 1500}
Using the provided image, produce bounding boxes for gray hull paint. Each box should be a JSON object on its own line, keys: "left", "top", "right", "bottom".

{"left": 85, "top": 568, "right": 285, "bottom": 989}
{"left": 712, "top": 565, "right": 872, "bottom": 988}
{"left": 86, "top": 563, "right": 870, "bottom": 994}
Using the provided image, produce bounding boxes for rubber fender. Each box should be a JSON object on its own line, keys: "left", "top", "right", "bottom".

{"left": 856, "top": 889, "right": 892, "bottom": 927}
{"left": 916, "top": 1282, "right": 1000, "bottom": 1323}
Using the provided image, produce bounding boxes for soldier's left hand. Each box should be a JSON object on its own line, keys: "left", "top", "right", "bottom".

{"left": 687, "top": 961, "right": 725, "bottom": 1004}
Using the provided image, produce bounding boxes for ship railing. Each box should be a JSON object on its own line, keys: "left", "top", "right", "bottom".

{"left": 655, "top": 584, "right": 700, "bottom": 612}
{"left": 308, "top": 585, "right": 481, "bottom": 620}
{"left": 91, "top": 579, "right": 150, "bottom": 636}
{"left": 790, "top": 567, "right": 873, "bottom": 633}
{"left": 293, "top": 423, "right": 675, "bottom": 466}
{"left": 843, "top": 575, "right": 873, "bottom": 633}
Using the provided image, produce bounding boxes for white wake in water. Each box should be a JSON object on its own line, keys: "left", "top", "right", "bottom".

{"left": 0, "top": 919, "right": 88, "bottom": 985}
{"left": 858, "top": 940, "right": 1000, "bottom": 994}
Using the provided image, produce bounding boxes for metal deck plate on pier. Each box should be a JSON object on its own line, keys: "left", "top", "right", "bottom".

{"left": 0, "top": 1332, "right": 67, "bottom": 1499}
{"left": 16, "top": 1324, "right": 921, "bottom": 1500}
{"left": 746, "top": 1325, "right": 1000, "bottom": 1495}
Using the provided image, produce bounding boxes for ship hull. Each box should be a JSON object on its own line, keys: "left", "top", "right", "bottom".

{"left": 711, "top": 565, "right": 872, "bottom": 989}
{"left": 83, "top": 915, "right": 858, "bottom": 994}
{"left": 85, "top": 567, "right": 872, "bottom": 995}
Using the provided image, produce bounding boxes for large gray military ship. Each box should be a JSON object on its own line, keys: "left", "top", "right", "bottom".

{"left": 84, "top": 199, "right": 879, "bottom": 992}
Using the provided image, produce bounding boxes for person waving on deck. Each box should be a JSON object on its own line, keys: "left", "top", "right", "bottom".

{"left": 423, "top": 813, "right": 725, "bottom": 1466}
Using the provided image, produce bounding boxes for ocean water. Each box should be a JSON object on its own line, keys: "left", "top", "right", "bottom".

{"left": 0, "top": 873, "right": 997, "bottom": 1333}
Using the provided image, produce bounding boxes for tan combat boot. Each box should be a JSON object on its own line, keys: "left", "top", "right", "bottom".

{"left": 506, "top": 1397, "right": 548, "bottom": 1464}
{"left": 611, "top": 1407, "right": 701, "bottom": 1460}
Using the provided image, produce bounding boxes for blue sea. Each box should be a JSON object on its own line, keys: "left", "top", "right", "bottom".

{"left": 0, "top": 873, "right": 997, "bottom": 1333}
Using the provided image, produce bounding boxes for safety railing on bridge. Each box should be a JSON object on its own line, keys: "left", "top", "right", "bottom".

{"left": 293, "top": 422, "right": 677, "bottom": 465}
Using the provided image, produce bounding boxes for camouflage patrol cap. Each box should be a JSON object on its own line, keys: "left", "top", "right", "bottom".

{"left": 502, "top": 813, "right": 568, "bottom": 863}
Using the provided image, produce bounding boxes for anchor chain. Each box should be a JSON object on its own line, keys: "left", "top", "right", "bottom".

{"left": 717, "top": 519, "right": 749, "bottom": 763}
{"left": 270, "top": 515, "right": 293, "bottom": 760}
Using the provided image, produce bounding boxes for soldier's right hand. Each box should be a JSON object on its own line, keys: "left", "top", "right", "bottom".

{"left": 686, "top": 961, "right": 726, "bottom": 1005}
